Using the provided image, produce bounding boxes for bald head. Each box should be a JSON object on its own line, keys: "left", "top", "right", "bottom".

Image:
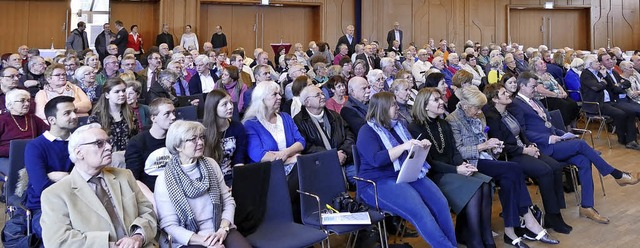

{"left": 348, "top": 76, "right": 370, "bottom": 103}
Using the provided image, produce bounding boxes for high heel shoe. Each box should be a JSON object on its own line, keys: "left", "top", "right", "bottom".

{"left": 503, "top": 234, "right": 529, "bottom": 248}
{"left": 522, "top": 229, "right": 560, "bottom": 245}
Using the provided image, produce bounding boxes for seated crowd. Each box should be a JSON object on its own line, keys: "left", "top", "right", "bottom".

{"left": 3, "top": 20, "right": 640, "bottom": 248}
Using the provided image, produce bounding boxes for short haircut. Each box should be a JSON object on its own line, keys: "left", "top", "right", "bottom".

{"left": 68, "top": 123, "right": 102, "bottom": 162}
{"left": 4, "top": 89, "right": 30, "bottom": 109}
{"left": 166, "top": 120, "right": 205, "bottom": 155}
{"left": 149, "top": 97, "right": 175, "bottom": 116}
{"left": 74, "top": 65, "right": 93, "bottom": 82}
{"left": 455, "top": 85, "right": 486, "bottom": 107}
{"left": 0, "top": 66, "right": 18, "bottom": 76}
{"left": 44, "top": 63, "right": 65, "bottom": 79}
{"left": 44, "top": 96, "right": 75, "bottom": 119}
{"left": 339, "top": 56, "right": 352, "bottom": 67}
{"left": 516, "top": 71, "right": 538, "bottom": 87}
{"left": 253, "top": 64, "right": 269, "bottom": 79}
{"left": 366, "top": 91, "right": 396, "bottom": 128}
{"left": 225, "top": 65, "right": 239, "bottom": 81}
{"left": 115, "top": 20, "right": 123, "bottom": 27}
{"left": 77, "top": 21, "right": 86, "bottom": 28}
{"left": 390, "top": 79, "right": 410, "bottom": 93}
{"left": 130, "top": 24, "right": 138, "bottom": 30}
{"left": 125, "top": 80, "right": 143, "bottom": 95}
{"left": 147, "top": 52, "right": 161, "bottom": 62}
{"left": 451, "top": 70, "right": 474, "bottom": 88}
{"left": 482, "top": 82, "right": 504, "bottom": 105}
{"left": 194, "top": 55, "right": 210, "bottom": 65}
{"left": 325, "top": 75, "right": 346, "bottom": 90}
{"left": 299, "top": 85, "right": 321, "bottom": 105}
{"left": 158, "top": 69, "right": 178, "bottom": 84}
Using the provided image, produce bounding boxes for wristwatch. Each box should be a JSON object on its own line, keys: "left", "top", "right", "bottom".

{"left": 221, "top": 226, "right": 230, "bottom": 233}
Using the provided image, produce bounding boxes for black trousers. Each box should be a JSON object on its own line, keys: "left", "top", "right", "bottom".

{"left": 509, "top": 154, "right": 566, "bottom": 214}
{"left": 542, "top": 97, "right": 580, "bottom": 126}
{"left": 601, "top": 102, "right": 637, "bottom": 144}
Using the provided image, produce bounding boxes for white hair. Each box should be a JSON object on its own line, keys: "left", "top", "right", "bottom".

{"left": 242, "top": 81, "right": 280, "bottom": 123}
{"left": 68, "top": 123, "right": 102, "bottom": 163}
{"left": 4, "top": 89, "right": 30, "bottom": 109}
{"left": 194, "top": 55, "right": 210, "bottom": 65}
{"left": 366, "top": 69, "right": 385, "bottom": 84}
{"left": 74, "top": 65, "right": 93, "bottom": 83}
{"left": 165, "top": 120, "right": 205, "bottom": 155}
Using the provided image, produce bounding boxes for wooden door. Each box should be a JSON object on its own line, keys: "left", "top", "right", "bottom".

{"left": 200, "top": 4, "right": 320, "bottom": 59}
{"left": 510, "top": 8, "right": 590, "bottom": 50}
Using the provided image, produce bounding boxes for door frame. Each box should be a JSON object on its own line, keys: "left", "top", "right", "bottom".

{"left": 507, "top": 5, "right": 592, "bottom": 50}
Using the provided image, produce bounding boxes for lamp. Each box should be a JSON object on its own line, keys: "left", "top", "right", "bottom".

{"left": 544, "top": 2, "right": 554, "bottom": 9}
{"left": 261, "top": 0, "right": 269, "bottom": 5}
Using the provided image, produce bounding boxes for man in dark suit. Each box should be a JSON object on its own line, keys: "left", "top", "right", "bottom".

{"left": 334, "top": 25, "right": 356, "bottom": 57}
{"left": 155, "top": 24, "right": 174, "bottom": 50}
{"left": 601, "top": 52, "right": 640, "bottom": 117}
{"left": 509, "top": 72, "right": 640, "bottom": 225}
{"left": 189, "top": 55, "right": 219, "bottom": 95}
{"left": 341, "top": 77, "right": 370, "bottom": 136}
{"left": 581, "top": 54, "right": 640, "bottom": 149}
{"left": 355, "top": 44, "right": 379, "bottom": 70}
{"left": 386, "top": 22, "right": 403, "bottom": 52}
{"left": 95, "top": 23, "right": 114, "bottom": 63}
{"left": 111, "top": 20, "right": 128, "bottom": 57}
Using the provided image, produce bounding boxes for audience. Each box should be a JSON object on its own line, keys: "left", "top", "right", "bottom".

{"left": 40, "top": 123, "right": 157, "bottom": 247}
{"left": 34, "top": 64, "right": 91, "bottom": 121}
{"left": 324, "top": 75, "right": 349, "bottom": 113}
{"left": 530, "top": 56, "right": 579, "bottom": 127}
{"left": 341, "top": 76, "right": 371, "bottom": 135}
{"left": 25, "top": 96, "right": 77, "bottom": 239}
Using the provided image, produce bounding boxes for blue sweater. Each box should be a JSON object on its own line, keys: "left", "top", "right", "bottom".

{"left": 356, "top": 125, "right": 406, "bottom": 186}
{"left": 25, "top": 134, "right": 74, "bottom": 210}
{"left": 243, "top": 112, "right": 305, "bottom": 163}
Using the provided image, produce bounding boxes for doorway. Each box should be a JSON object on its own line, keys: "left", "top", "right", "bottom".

{"left": 509, "top": 8, "right": 590, "bottom": 50}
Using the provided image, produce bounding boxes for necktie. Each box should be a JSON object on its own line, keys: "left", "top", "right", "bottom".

{"left": 529, "top": 98, "right": 547, "bottom": 119}
{"left": 89, "top": 176, "right": 127, "bottom": 240}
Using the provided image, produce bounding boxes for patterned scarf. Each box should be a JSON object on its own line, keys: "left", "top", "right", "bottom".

{"left": 366, "top": 119, "right": 430, "bottom": 178}
{"left": 164, "top": 155, "right": 222, "bottom": 232}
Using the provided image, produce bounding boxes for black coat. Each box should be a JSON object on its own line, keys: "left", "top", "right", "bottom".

{"left": 293, "top": 106, "right": 355, "bottom": 164}
{"left": 112, "top": 28, "right": 128, "bottom": 56}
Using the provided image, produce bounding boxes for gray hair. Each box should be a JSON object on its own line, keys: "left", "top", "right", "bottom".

{"left": 165, "top": 120, "right": 205, "bottom": 156}
{"left": 27, "top": 56, "right": 44, "bottom": 68}
{"left": 299, "top": 85, "right": 321, "bottom": 106}
{"left": 583, "top": 55, "right": 598, "bottom": 69}
{"left": 68, "top": 123, "right": 102, "bottom": 163}
{"left": 194, "top": 55, "right": 210, "bottom": 65}
{"left": 366, "top": 69, "right": 385, "bottom": 84}
{"left": 74, "top": 65, "right": 93, "bottom": 82}
{"left": 242, "top": 81, "right": 280, "bottom": 123}
{"left": 171, "top": 53, "right": 185, "bottom": 61}
{"left": 380, "top": 57, "right": 394, "bottom": 69}
{"left": 5, "top": 89, "right": 30, "bottom": 109}
{"left": 570, "top": 58, "right": 585, "bottom": 70}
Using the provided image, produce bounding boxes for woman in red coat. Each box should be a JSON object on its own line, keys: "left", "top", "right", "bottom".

{"left": 127, "top": 24, "right": 143, "bottom": 60}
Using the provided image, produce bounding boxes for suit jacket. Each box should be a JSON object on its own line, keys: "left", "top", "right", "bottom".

{"left": 155, "top": 32, "right": 175, "bottom": 50}
{"left": 95, "top": 31, "right": 110, "bottom": 60}
{"left": 293, "top": 106, "right": 355, "bottom": 163}
{"left": 386, "top": 29, "right": 403, "bottom": 51}
{"left": 188, "top": 69, "right": 219, "bottom": 95}
{"left": 579, "top": 69, "right": 627, "bottom": 113}
{"left": 356, "top": 53, "right": 380, "bottom": 70}
{"left": 112, "top": 28, "right": 129, "bottom": 56}
{"left": 507, "top": 96, "right": 565, "bottom": 155}
{"left": 40, "top": 167, "right": 157, "bottom": 248}
{"left": 137, "top": 67, "right": 158, "bottom": 102}
{"left": 335, "top": 35, "right": 356, "bottom": 56}
{"left": 603, "top": 69, "right": 631, "bottom": 101}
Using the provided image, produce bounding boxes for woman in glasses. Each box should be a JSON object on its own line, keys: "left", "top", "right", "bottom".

{"left": 35, "top": 64, "right": 91, "bottom": 121}
{"left": 155, "top": 120, "right": 251, "bottom": 248}
{"left": 89, "top": 77, "right": 138, "bottom": 151}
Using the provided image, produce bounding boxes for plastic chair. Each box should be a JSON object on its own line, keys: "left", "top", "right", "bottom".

{"left": 2, "top": 139, "right": 32, "bottom": 233}
{"left": 549, "top": 110, "right": 606, "bottom": 205}
{"left": 240, "top": 160, "right": 328, "bottom": 248}
{"left": 175, "top": 105, "right": 198, "bottom": 121}
{"left": 296, "top": 149, "right": 386, "bottom": 248}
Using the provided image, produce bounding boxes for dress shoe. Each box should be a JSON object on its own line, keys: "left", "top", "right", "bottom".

{"left": 530, "top": 229, "right": 560, "bottom": 244}
{"left": 625, "top": 141, "right": 640, "bottom": 150}
{"left": 615, "top": 171, "right": 640, "bottom": 186}
{"left": 503, "top": 234, "right": 529, "bottom": 248}
{"left": 579, "top": 207, "right": 610, "bottom": 224}
{"left": 544, "top": 214, "right": 572, "bottom": 234}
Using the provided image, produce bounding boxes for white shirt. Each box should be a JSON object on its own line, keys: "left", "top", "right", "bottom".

{"left": 199, "top": 73, "right": 215, "bottom": 93}
{"left": 412, "top": 60, "right": 433, "bottom": 85}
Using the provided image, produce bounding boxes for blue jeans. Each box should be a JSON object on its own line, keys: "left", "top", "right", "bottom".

{"left": 360, "top": 177, "right": 456, "bottom": 248}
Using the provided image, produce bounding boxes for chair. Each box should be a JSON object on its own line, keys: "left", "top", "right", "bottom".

{"left": 576, "top": 90, "right": 613, "bottom": 148}
{"left": 549, "top": 110, "right": 606, "bottom": 205}
{"left": 238, "top": 160, "right": 328, "bottom": 248}
{"left": 77, "top": 116, "right": 90, "bottom": 126}
{"left": 175, "top": 105, "right": 197, "bottom": 121}
{"left": 296, "top": 149, "right": 386, "bottom": 248}
{"left": 352, "top": 145, "right": 398, "bottom": 247}
{"left": 2, "top": 139, "right": 32, "bottom": 234}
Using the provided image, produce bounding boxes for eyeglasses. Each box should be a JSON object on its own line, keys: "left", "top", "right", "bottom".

{"left": 79, "top": 139, "right": 111, "bottom": 149}
{"left": 51, "top": 74, "right": 66, "bottom": 78}
{"left": 13, "top": 99, "right": 29, "bottom": 104}
{"left": 2, "top": 74, "right": 20, "bottom": 79}
{"left": 308, "top": 93, "right": 324, "bottom": 99}
{"left": 185, "top": 135, "right": 205, "bottom": 143}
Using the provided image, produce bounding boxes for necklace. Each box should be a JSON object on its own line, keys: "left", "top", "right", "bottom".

{"left": 425, "top": 120, "right": 445, "bottom": 153}
{"left": 10, "top": 114, "right": 29, "bottom": 132}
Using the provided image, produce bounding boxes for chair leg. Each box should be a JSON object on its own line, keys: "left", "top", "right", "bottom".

{"left": 599, "top": 174, "right": 606, "bottom": 196}
{"left": 570, "top": 166, "right": 581, "bottom": 206}
{"left": 347, "top": 230, "right": 359, "bottom": 248}
{"left": 378, "top": 219, "right": 389, "bottom": 248}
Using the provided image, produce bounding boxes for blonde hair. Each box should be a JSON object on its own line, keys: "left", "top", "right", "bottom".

{"left": 456, "top": 85, "right": 487, "bottom": 108}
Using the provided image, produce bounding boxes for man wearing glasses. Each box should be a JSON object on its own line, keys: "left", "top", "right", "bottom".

{"left": 40, "top": 123, "right": 158, "bottom": 247}
{"left": 96, "top": 55, "right": 121, "bottom": 86}
{"left": 1, "top": 67, "right": 34, "bottom": 114}
{"left": 24, "top": 96, "right": 77, "bottom": 241}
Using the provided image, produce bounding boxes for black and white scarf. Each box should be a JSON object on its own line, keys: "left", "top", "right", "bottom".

{"left": 165, "top": 155, "right": 222, "bottom": 232}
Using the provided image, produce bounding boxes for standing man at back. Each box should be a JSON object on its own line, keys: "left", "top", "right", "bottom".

{"left": 111, "top": 20, "right": 128, "bottom": 57}
{"left": 155, "top": 24, "right": 175, "bottom": 50}
{"left": 95, "top": 23, "right": 114, "bottom": 63}
{"left": 210, "top": 25, "right": 228, "bottom": 54}
{"left": 66, "top": 21, "right": 89, "bottom": 54}
{"left": 386, "top": 22, "right": 403, "bottom": 52}
{"left": 335, "top": 25, "right": 356, "bottom": 57}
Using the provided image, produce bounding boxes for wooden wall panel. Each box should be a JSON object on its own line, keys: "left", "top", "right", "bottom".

{"left": 110, "top": 1, "right": 160, "bottom": 52}
{"left": 0, "top": 1, "right": 67, "bottom": 53}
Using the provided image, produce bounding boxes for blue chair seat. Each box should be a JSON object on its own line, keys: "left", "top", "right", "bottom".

{"left": 247, "top": 222, "right": 329, "bottom": 248}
